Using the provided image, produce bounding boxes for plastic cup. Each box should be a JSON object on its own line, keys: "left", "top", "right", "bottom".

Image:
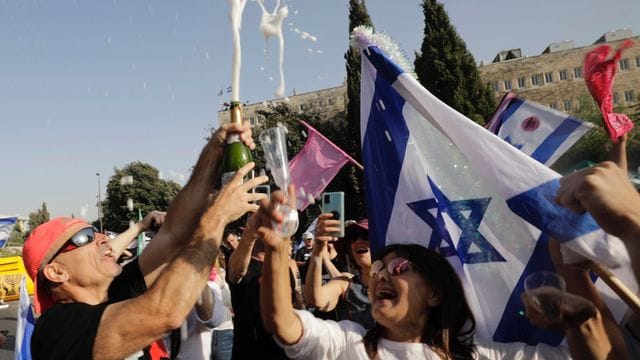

{"left": 259, "top": 126, "right": 299, "bottom": 237}
{"left": 259, "top": 126, "right": 290, "bottom": 190}
{"left": 272, "top": 203, "right": 299, "bottom": 237}
{"left": 524, "top": 271, "right": 566, "bottom": 319}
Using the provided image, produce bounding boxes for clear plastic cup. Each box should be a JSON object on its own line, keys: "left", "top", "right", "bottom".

{"left": 259, "top": 126, "right": 299, "bottom": 237}
{"left": 524, "top": 271, "right": 566, "bottom": 319}
{"left": 259, "top": 126, "right": 290, "bottom": 190}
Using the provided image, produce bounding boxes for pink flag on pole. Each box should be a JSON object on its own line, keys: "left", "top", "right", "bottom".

{"left": 584, "top": 39, "right": 634, "bottom": 142}
{"left": 289, "top": 121, "right": 357, "bottom": 210}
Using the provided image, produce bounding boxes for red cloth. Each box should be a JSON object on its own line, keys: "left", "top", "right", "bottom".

{"left": 149, "top": 339, "right": 170, "bottom": 360}
{"left": 583, "top": 39, "right": 634, "bottom": 142}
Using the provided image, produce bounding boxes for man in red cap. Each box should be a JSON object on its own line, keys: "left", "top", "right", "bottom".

{"left": 23, "top": 122, "right": 268, "bottom": 360}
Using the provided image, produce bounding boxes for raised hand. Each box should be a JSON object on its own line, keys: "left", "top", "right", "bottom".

{"left": 256, "top": 185, "right": 297, "bottom": 250}
{"left": 140, "top": 211, "right": 166, "bottom": 232}
{"left": 205, "top": 162, "right": 268, "bottom": 227}
{"left": 555, "top": 161, "right": 640, "bottom": 240}
{"left": 316, "top": 213, "right": 342, "bottom": 242}
{"left": 211, "top": 121, "right": 256, "bottom": 150}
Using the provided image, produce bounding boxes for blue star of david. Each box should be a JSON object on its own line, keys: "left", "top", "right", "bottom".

{"left": 504, "top": 136, "right": 524, "bottom": 150}
{"left": 407, "top": 177, "right": 506, "bottom": 264}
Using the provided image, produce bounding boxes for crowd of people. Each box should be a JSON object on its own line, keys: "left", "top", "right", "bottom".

{"left": 20, "top": 123, "right": 640, "bottom": 359}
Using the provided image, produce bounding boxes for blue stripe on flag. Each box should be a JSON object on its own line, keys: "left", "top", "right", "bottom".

{"left": 530, "top": 118, "right": 583, "bottom": 164}
{"left": 506, "top": 179, "right": 600, "bottom": 241}
{"left": 362, "top": 58, "right": 410, "bottom": 253}
{"left": 495, "top": 98, "right": 524, "bottom": 132}
{"left": 20, "top": 308, "right": 35, "bottom": 360}
{"left": 493, "top": 233, "right": 564, "bottom": 345}
{"left": 0, "top": 218, "right": 17, "bottom": 226}
{"left": 364, "top": 46, "right": 404, "bottom": 86}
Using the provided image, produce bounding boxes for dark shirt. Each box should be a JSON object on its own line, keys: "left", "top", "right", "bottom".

{"left": 31, "top": 259, "right": 148, "bottom": 360}
{"left": 230, "top": 258, "right": 293, "bottom": 360}
{"left": 294, "top": 247, "right": 313, "bottom": 281}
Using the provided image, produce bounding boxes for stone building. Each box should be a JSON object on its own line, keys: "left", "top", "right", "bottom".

{"left": 217, "top": 83, "right": 347, "bottom": 126}
{"left": 479, "top": 29, "right": 640, "bottom": 112}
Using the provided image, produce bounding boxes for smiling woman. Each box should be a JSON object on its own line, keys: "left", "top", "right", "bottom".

{"left": 363, "top": 244, "right": 475, "bottom": 359}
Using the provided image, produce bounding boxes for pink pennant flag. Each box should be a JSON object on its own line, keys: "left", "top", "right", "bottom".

{"left": 289, "top": 121, "right": 359, "bottom": 210}
{"left": 584, "top": 39, "right": 634, "bottom": 142}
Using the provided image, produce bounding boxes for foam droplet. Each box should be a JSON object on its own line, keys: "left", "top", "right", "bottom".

{"left": 127, "top": 198, "right": 134, "bottom": 211}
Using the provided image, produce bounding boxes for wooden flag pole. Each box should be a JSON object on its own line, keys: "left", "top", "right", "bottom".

{"left": 591, "top": 262, "right": 640, "bottom": 315}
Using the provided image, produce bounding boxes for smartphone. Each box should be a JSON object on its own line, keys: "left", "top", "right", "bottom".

{"left": 254, "top": 185, "right": 271, "bottom": 197}
{"left": 322, "top": 191, "right": 344, "bottom": 238}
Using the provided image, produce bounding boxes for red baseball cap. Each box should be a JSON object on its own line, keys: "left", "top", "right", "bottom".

{"left": 344, "top": 218, "right": 368, "bottom": 240}
{"left": 23, "top": 217, "right": 92, "bottom": 315}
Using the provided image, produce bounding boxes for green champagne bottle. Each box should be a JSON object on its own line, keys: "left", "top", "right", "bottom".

{"left": 221, "top": 101, "right": 253, "bottom": 186}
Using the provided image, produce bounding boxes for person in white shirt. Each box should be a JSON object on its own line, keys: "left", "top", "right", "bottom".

{"left": 254, "top": 187, "right": 627, "bottom": 360}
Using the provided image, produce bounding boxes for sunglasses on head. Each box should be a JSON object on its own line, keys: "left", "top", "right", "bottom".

{"left": 58, "top": 227, "right": 98, "bottom": 254}
{"left": 370, "top": 257, "right": 412, "bottom": 278}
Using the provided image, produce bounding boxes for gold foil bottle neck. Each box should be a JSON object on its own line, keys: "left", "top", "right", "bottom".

{"left": 229, "top": 101, "right": 243, "bottom": 125}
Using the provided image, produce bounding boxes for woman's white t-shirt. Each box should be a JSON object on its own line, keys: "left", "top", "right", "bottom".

{"left": 276, "top": 310, "right": 571, "bottom": 359}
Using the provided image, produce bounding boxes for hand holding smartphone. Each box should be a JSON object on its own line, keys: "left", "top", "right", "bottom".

{"left": 321, "top": 192, "right": 344, "bottom": 238}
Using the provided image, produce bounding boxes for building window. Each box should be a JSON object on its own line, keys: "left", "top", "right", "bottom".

{"left": 531, "top": 74, "right": 543, "bottom": 86}
{"left": 563, "top": 100, "right": 572, "bottom": 111}
{"left": 328, "top": 97, "right": 336, "bottom": 106}
{"left": 620, "top": 58, "right": 630, "bottom": 70}
{"left": 504, "top": 80, "right": 512, "bottom": 90}
{"left": 545, "top": 72, "right": 554, "bottom": 83}
{"left": 636, "top": 56, "right": 640, "bottom": 68}
{"left": 299, "top": 103, "right": 308, "bottom": 111}
{"left": 625, "top": 90, "right": 636, "bottom": 102}
{"left": 613, "top": 92, "right": 620, "bottom": 104}
{"left": 549, "top": 102, "right": 558, "bottom": 110}
{"left": 249, "top": 117, "right": 256, "bottom": 126}
{"left": 559, "top": 69, "right": 568, "bottom": 81}
{"left": 573, "top": 67, "right": 583, "bottom": 78}
{"left": 491, "top": 82, "right": 499, "bottom": 92}
{"left": 517, "top": 77, "right": 526, "bottom": 88}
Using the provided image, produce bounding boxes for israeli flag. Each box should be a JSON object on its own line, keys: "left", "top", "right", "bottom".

{"left": 14, "top": 276, "right": 35, "bottom": 360}
{"left": 0, "top": 217, "right": 17, "bottom": 248}
{"left": 486, "top": 93, "right": 594, "bottom": 166}
{"left": 360, "top": 44, "right": 633, "bottom": 344}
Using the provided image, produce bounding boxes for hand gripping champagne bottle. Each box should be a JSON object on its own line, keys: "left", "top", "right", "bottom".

{"left": 221, "top": 101, "right": 253, "bottom": 186}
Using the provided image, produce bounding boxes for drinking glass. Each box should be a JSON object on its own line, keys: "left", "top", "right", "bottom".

{"left": 259, "top": 126, "right": 299, "bottom": 237}
{"left": 524, "top": 271, "right": 566, "bottom": 319}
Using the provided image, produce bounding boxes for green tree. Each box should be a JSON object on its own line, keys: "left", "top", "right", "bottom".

{"left": 8, "top": 226, "right": 25, "bottom": 245}
{"left": 343, "top": 0, "right": 374, "bottom": 219}
{"left": 413, "top": 0, "right": 495, "bottom": 124}
{"left": 100, "top": 162, "right": 181, "bottom": 232}
{"left": 28, "top": 202, "right": 50, "bottom": 234}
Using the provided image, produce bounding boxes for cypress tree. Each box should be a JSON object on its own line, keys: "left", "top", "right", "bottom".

{"left": 414, "top": 0, "right": 495, "bottom": 124}
{"left": 344, "top": 0, "right": 374, "bottom": 219}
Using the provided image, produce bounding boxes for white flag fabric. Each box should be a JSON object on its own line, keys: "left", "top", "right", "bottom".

{"left": 0, "top": 217, "right": 17, "bottom": 248}
{"left": 14, "top": 276, "right": 35, "bottom": 360}
{"left": 486, "top": 93, "right": 594, "bottom": 166}
{"left": 359, "top": 44, "right": 633, "bottom": 345}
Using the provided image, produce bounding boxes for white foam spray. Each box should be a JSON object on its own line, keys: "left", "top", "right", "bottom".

{"left": 257, "top": 0, "right": 288, "bottom": 98}
{"left": 228, "top": 0, "right": 248, "bottom": 102}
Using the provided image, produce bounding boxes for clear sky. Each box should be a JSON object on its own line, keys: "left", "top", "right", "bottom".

{"left": 1, "top": 0, "right": 638, "bottom": 222}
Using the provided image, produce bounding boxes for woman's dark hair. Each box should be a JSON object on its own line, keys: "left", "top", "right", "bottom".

{"left": 363, "top": 243, "right": 476, "bottom": 359}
